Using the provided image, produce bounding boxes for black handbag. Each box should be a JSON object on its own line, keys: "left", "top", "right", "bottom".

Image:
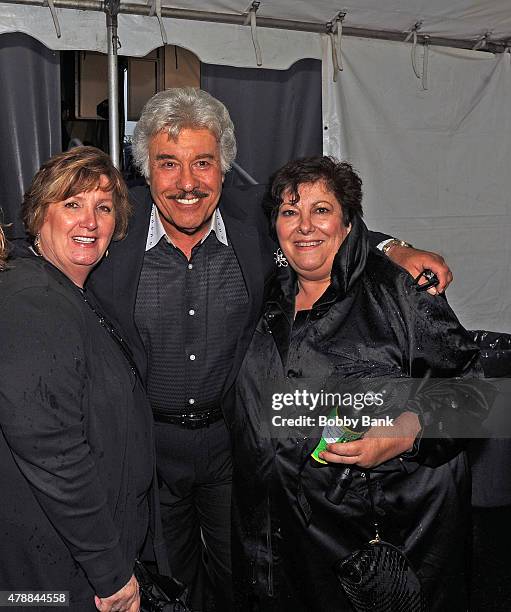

{"left": 335, "top": 537, "right": 425, "bottom": 612}
{"left": 134, "top": 560, "right": 191, "bottom": 612}
{"left": 333, "top": 472, "right": 426, "bottom": 612}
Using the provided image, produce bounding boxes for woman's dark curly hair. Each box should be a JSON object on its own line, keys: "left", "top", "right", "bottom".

{"left": 264, "top": 156, "right": 363, "bottom": 237}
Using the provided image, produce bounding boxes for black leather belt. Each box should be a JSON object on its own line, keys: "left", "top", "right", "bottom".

{"left": 153, "top": 408, "right": 223, "bottom": 429}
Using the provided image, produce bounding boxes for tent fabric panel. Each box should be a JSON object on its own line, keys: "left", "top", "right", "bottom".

{"left": 126, "top": 0, "right": 511, "bottom": 39}
{"left": 117, "top": 14, "right": 322, "bottom": 66}
{"left": 1, "top": 1, "right": 511, "bottom": 63}
{"left": 323, "top": 36, "right": 511, "bottom": 332}
{"left": 0, "top": 6, "right": 107, "bottom": 52}
{"left": 0, "top": 6, "right": 322, "bottom": 68}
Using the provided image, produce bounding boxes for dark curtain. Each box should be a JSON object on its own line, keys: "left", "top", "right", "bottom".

{"left": 201, "top": 58, "right": 322, "bottom": 187}
{"left": 467, "top": 330, "right": 511, "bottom": 610}
{"left": 0, "top": 33, "right": 61, "bottom": 238}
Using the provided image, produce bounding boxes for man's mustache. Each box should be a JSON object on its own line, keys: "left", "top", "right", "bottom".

{"left": 168, "top": 189, "right": 209, "bottom": 200}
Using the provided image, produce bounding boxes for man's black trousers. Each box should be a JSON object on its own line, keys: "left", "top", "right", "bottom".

{"left": 154, "top": 418, "right": 233, "bottom": 612}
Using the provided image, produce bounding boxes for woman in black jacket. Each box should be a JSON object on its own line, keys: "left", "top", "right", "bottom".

{"left": 0, "top": 147, "right": 156, "bottom": 611}
{"left": 226, "top": 156, "right": 483, "bottom": 611}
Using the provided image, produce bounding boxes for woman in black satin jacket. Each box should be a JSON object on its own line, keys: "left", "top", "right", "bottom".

{"left": 226, "top": 156, "right": 483, "bottom": 611}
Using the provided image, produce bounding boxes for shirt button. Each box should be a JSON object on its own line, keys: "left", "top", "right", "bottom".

{"left": 189, "top": 309, "right": 195, "bottom": 316}
{"left": 188, "top": 398, "right": 195, "bottom": 405}
{"left": 188, "top": 263, "right": 193, "bottom": 270}
{"left": 189, "top": 354, "right": 196, "bottom": 361}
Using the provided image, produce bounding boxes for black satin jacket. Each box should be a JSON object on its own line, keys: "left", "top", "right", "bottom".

{"left": 226, "top": 215, "right": 483, "bottom": 612}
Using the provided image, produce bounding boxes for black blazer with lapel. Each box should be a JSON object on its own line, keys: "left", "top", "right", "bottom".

{"left": 87, "top": 184, "right": 276, "bottom": 394}
{"left": 87, "top": 184, "right": 389, "bottom": 400}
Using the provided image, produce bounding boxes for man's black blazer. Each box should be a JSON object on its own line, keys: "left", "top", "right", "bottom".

{"left": 87, "top": 184, "right": 276, "bottom": 395}
{"left": 87, "top": 183, "right": 389, "bottom": 399}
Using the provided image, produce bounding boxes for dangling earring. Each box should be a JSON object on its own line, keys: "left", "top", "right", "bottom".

{"left": 274, "top": 248, "right": 288, "bottom": 267}
{"left": 33, "top": 233, "right": 42, "bottom": 256}
{"left": 104, "top": 249, "right": 109, "bottom": 258}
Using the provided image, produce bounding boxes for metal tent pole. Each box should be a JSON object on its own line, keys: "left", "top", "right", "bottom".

{"left": 105, "top": 0, "right": 120, "bottom": 167}
{"left": 0, "top": 0, "right": 509, "bottom": 54}
{"left": 231, "top": 161, "right": 258, "bottom": 185}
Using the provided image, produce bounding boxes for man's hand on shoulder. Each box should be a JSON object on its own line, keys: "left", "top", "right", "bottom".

{"left": 385, "top": 243, "right": 453, "bottom": 294}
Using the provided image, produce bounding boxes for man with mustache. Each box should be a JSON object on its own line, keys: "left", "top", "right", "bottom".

{"left": 89, "top": 87, "right": 452, "bottom": 611}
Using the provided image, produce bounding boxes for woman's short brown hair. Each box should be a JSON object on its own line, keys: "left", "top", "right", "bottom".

{"left": 22, "top": 146, "right": 131, "bottom": 241}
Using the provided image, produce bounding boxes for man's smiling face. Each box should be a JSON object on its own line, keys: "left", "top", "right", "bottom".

{"left": 147, "top": 127, "right": 224, "bottom": 242}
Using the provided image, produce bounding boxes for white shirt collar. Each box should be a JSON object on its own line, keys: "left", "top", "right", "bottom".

{"left": 145, "top": 204, "right": 228, "bottom": 252}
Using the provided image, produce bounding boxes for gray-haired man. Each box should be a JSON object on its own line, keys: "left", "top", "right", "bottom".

{"left": 89, "top": 87, "right": 452, "bottom": 610}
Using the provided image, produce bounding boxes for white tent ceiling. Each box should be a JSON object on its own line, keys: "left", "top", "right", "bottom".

{"left": 0, "top": 1, "right": 510, "bottom": 67}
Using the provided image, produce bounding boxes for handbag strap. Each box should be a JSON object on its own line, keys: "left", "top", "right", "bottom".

{"left": 81, "top": 290, "right": 175, "bottom": 579}
{"left": 81, "top": 289, "right": 143, "bottom": 381}
{"left": 364, "top": 470, "right": 381, "bottom": 543}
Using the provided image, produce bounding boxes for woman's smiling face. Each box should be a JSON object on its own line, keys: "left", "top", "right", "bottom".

{"left": 276, "top": 180, "right": 351, "bottom": 283}
{"left": 37, "top": 175, "right": 116, "bottom": 287}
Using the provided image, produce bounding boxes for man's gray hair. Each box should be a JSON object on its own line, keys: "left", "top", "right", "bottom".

{"left": 132, "top": 87, "right": 237, "bottom": 178}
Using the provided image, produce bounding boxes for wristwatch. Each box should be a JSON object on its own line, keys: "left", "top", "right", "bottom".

{"left": 381, "top": 239, "right": 413, "bottom": 255}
